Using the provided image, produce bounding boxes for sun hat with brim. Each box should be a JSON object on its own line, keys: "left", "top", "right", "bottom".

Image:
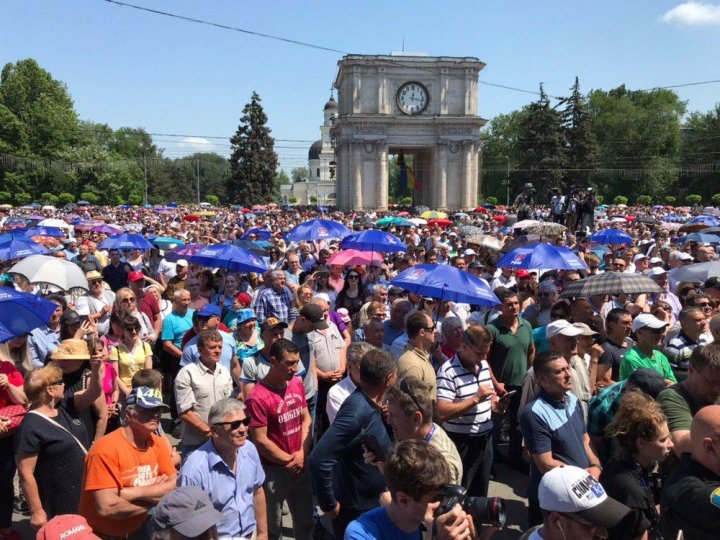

{"left": 236, "top": 308, "right": 257, "bottom": 325}
{"left": 37, "top": 514, "right": 100, "bottom": 540}
{"left": 546, "top": 320, "right": 598, "bottom": 339}
{"left": 152, "top": 486, "right": 224, "bottom": 537}
{"left": 85, "top": 270, "right": 103, "bottom": 281}
{"left": 539, "top": 465, "right": 631, "bottom": 529}
{"left": 631, "top": 313, "right": 668, "bottom": 333}
{"left": 51, "top": 339, "right": 91, "bottom": 361}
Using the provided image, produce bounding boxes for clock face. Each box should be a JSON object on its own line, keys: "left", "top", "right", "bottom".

{"left": 397, "top": 82, "right": 429, "bottom": 115}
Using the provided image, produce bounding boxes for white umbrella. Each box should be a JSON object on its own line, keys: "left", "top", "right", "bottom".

{"left": 8, "top": 255, "right": 89, "bottom": 291}
{"left": 41, "top": 205, "right": 56, "bottom": 211}
{"left": 514, "top": 219, "right": 542, "bottom": 229}
{"left": 38, "top": 218, "right": 73, "bottom": 230}
{"left": 408, "top": 218, "right": 427, "bottom": 226}
{"left": 610, "top": 217, "right": 627, "bottom": 223}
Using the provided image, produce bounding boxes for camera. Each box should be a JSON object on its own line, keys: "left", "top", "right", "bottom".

{"left": 435, "top": 485, "right": 506, "bottom": 527}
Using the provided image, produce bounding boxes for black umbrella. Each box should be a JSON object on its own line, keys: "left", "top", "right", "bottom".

{"left": 635, "top": 216, "right": 659, "bottom": 225}
{"left": 501, "top": 234, "right": 541, "bottom": 253}
{"left": 560, "top": 271, "right": 665, "bottom": 298}
{"left": 700, "top": 227, "right": 720, "bottom": 235}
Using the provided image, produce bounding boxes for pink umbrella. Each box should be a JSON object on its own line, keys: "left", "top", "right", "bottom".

{"left": 90, "top": 224, "right": 122, "bottom": 234}
{"left": 328, "top": 249, "right": 384, "bottom": 267}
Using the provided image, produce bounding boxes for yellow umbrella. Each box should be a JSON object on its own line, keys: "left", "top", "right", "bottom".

{"left": 0, "top": 204, "right": 12, "bottom": 209}
{"left": 197, "top": 211, "right": 217, "bottom": 217}
{"left": 420, "top": 210, "right": 448, "bottom": 219}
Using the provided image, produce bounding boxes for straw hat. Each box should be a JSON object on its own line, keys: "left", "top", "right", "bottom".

{"left": 50, "top": 339, "right": 91, "bottom": 361}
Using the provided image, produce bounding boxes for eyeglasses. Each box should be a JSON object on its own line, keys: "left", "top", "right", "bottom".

{"left": 400, "top": 379, "right": 423, "bottom": 412}
{"left": 347, "top": 275, "right": 359, "bottom": 280}
{"left": 214, "top": 418, "right": 251, "bottom": 430}
{"left": 695, "top": 303, "right": 712, "bottom": 310}
{"left": 121, "top": 297, "right": 137, "bottom": 303}
{"left": 124, "top": 327, "right": 140, "bottom": 334}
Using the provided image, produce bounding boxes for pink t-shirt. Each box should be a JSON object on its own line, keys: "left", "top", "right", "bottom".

{"left": 245, "top": 377, "right": 307, "bottom": 466}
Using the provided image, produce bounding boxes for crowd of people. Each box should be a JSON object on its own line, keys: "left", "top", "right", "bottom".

{"left": 0, "top": 198, "right": 719, "bottom": 540}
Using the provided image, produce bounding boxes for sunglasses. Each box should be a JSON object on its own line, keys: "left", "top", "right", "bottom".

{"left": 214, "top": 418, "right": 251, "bottom": 430}
{"left": 121, "top": 297, "right": 137, "bottom": 303}
{"left": 124, "top": 327, "right": 140, "bottom": 334}
{"left": 347, "top": 275, "right": 359, "bottom": 280}
{"left": 400, "top": 379, "right": 423, "bottom": 412}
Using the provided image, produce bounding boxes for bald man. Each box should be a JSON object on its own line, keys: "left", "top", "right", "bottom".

{"left": 661, "top": 405, "right": 720, "bottom": 539}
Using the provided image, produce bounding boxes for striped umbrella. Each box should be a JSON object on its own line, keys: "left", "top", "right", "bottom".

{"left": 560, "top": 272, "right": 665, "bottom": 298}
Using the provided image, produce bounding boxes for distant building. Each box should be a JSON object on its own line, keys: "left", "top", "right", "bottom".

{"left": 280, "top": 96, "right": 337, "bottom": 205}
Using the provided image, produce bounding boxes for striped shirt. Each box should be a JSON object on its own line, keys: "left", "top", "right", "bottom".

{"left": 436, "top": 355, "right": 493, "bottom": 435}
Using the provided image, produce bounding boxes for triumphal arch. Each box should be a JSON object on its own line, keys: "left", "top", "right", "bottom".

{"left": 332, "top": 54, "right": 486, "bottom": 211}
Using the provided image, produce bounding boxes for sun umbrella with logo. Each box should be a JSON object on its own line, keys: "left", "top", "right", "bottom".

{"left": 589, "top": 229, "right": 633, "bottom": 245}
{"left": 0, "top": 289, "right": 59, "bottom": 343}
{"left": 0, "top": 237, "right": 50, "bottom": 261}
{"left": 189, "top": 244, "right": 268, "bottom": 274}
{"left": 285, "top": 219, "right": 351, "bottom": 243}
{"left": 560, "top": 272, "right": 665, "bottom": 298}
{"left": 497, "top": 243, "right": 588, "bottom": 271}
{"left": 20, "top": 226, "right": 65, "bottom": 238}
{"left": 339, "top": 230, "right": 406, "bottom": 254}
{"left": 98, "top": 233, "right": 155, "bottom": 251}
{"left": 391, "top": 264, "right": 499, "bottom": 307}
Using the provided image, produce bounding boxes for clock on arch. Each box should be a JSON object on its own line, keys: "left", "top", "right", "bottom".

{"left": 396, "top": 81, "right": 429, "bottom": 115}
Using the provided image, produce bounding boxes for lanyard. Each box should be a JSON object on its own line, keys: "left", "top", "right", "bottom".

{"left": 424, "top": 424, "right": 436, "bottom": 443}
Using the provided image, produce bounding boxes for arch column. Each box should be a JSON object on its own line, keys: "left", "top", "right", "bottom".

{"left": 377, "top": 143, "right": 388, "bottom": 211}
{"left": 352, "top": 143, "right": 363, "bottom": 210}
{"left": 434, "top": 143, "right": 448, "bottom": 210}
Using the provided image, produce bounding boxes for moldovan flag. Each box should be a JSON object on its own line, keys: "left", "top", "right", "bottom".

{"left": 398, "top": 151, "right": 421, "bottom": 191}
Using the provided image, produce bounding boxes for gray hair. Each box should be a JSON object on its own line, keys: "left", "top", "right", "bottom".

{"left": 441, "top": 317, "right": 463, "bottom": 337}
{"left": 347, "top": 342, "right": 375, "bottom": 367}
{"left": 270, "top": 269, "right": 285, "bottom": 280}
{"left": 208, "top": 398, "right": 246, "bottom": 425}
{"left": 173, "top": 288, "right": 190, "bottom": 300}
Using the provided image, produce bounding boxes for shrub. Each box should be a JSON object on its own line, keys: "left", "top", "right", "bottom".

{"left": 0, "top": 191, "right": 11, "bottom": 204}
{"left": 288, "top": 197, "right": 298, "bottom": 204}
{"left": 204, "top": 194, "right": 219, "bottom": 206}
{"left": 80, "top": 192, "right": 100, "bottom": 205}
{"left": 685, "top": 194, "right": 702, "bottom": 206}
{"left": 14, "top": 192, "right": 32, "bottom": 205}
{"left": 613, "top": 196, "right": 628, "bottom": 205}
{"left": 665, "top": 196, "right": 676, "bottom": 205}
{"left": 711, "top": 193, "right": 720, "bottom": 206}
{"left": 127, "top": 193, "right": 143, "bottom": 205}
{"left": 596, "top": 195, "right": 604, "bottom": 203}
{"left": 40, "top": 192, "right": 58, "bottom": 206}
{"left": 309, "top": 196, "right": 318, "bottom": 203}
{"left": 486, "top": 196, "right": 498, "bottom": 205}
{"left": 57, "top": 193, "right": 75, "bottom": 205}
{"left": 636, "top": 195, "right": 652, "bottom": 206}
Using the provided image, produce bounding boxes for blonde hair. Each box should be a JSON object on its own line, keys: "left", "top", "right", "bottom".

{"left": 295, "top": 285, "right": 315, "bottom": 310}
{"left": 605, "top": 390, "right": 668, "bottom": 457}
{"left": 25, "top": 364, "right": 63, "bottom": 404}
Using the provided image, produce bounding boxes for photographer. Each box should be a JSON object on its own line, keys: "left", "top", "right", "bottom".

{"left": 514, "top": 183, "right": 535, "bottom": 222}
{"left": 346, "top": 440, "right": 497, "bottom": 540}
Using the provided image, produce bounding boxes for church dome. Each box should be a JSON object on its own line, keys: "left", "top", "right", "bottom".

{"left": 324, "top": 97, "right": 338, "bottom": 110}
{"left": 308, "top": 140, "right": 323, "bottom": 160}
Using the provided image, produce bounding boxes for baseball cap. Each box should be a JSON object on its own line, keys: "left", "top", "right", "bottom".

{"left": 300, "top": 303, "right": 329, "bottom": 330}
{"left": 126, "top": 386, "right": 169, "bottom": 410}
{"left": 539, "top": 466, "right": 631, "bottom": 528}
{"left": 261, "top": 317, "right": 288, "bottom": 332}
{"left": 517, "top": 269, "right": 535, "bottom": 278}
{"left": 336, "top": 307, "right": 351, "bottom": 323}
{"left": 37, "top": 514, "right": 100, "bottom": 540}
{"left": 647, "top": 267, "right": 667, "bottom": 277}
{"left": 236, "top": 292, "right": 252, "bottom": 305}
{"left": 60, "top": 309, "right": 82, "bottom": 327}
{"left": 704, "top": 276, "right": 720, "bottom": 290}
{"left": 625, "top": 368, "right": 666, "bottom": 399}
{"left": 631, "top": 313, "right": 668, "bottom": 333}
{"left": 649, "top": 257, "right": 664, "bottom": 265}
{"left": 464, "top": 248, "right": 476, "bottom": 256}
{"left": 678, "top": 252, "right": 693, "bottom": 261}
{"left": 546, "top": 320, "right": 598, "bottom": 339}
{"left": 632, "top": 254, "right": 648, "bottom": 263}
{"left": 176, "top": 259, "right": 189, "bottom": 267}
{"left": 314, "top": 292, "right": 331, "bottom": 303}
{"left": 128, "top": 270, "right": 145, "bottom": 282}
{"left": 197, "top": 304, "right": 222, "bottom": 318}
{"left": 236, "top": 308, "right": 257, "bottom": 325}
{"left": 152, "top": 486, "right": 224, "bottom": 538}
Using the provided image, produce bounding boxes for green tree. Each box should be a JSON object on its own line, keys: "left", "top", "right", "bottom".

{"left": 486, "top": 197, "right": 498, "bottom": 205}
{"left": 613, "top": 195, "right": 628, "bottom": 205}
{"left": 291, "top": 167, "right": 309, "bottom": 183}
{"left": 40, "top": 192, "right": 58, "bottom": 205}
{"left": 512, "top": 85, "right": 566, "bottom": 198}
{"left": 14, "top": 192, "right": 31, "bottom": 205}
{"left": 0, "top": 191, "right": 11, "bottom": 203}
{"left": 205, "top": 194, "right": 219, "bottom": 206}
{"left": 227, "top": 92, "right": 278, "bottom": 205}
{"left": 665, "top": 196, "right": 676, "bottom": 205}
{"left": 682, "top": 104, "right": 720, "bottom": 200}
{"left": 685, "top": 194, "right": 702, "bottom": 206}
{"left": 562, "top": 77, "right": 597, "bottom": 189}
{"left": 80, "top": 192, "right": 99, "bottom": 205}
{"left": 289, "top": 197, "right": 298, "bottom": 204}
{"left": 480, "top": 110, "right": 528, "bottom": 202}
{"left": 712, "top": 194, "right": 720, "bottom": 206}
{"left": 275, "top": 170, "right": 291, "bottom": 186}
{"left": 309, "top": 195, "right": 318, "bottom": 203}
{"left": 636, "top": 195, "right": 652, "bottom": 206}
{"left": 57, "top": 192, "right": 75, "bottom": 205}
{"left": 174, "top": 153, "right": 229, "bottom": 203}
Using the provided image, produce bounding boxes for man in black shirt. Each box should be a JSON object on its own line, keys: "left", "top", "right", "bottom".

{"left": 597, "top": 308, "right": 634, "bottom": 387}
{"left": 101, "top": 249, "right": 129, "bottom": 292}
{"left": 661, "top": 405, "right": 720, "bottom": 540}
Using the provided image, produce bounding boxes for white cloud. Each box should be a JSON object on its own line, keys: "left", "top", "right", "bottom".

{"left": 661, "top": 2, "right": 720, "bottom": 25}
{"left": 181, "top": 136, "right": 214, "bottom": 151}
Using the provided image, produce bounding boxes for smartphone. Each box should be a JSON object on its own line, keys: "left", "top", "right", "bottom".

{"left": 500, "top": 389, "right": 518, "bottom": 401}
{"left": 360, "top": 429, "right": 387, "bottom": 461}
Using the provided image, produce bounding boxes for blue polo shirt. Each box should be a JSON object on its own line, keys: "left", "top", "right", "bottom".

{"left": 520, "top": 389, "right": 589, "bottom": 504}
{"left": 161, "top": 309, "right": 194, "bottom": 349}
{"left": 346, "top": 507, "right": 420, "bottom": 540}
{"left": 178, "top": 438, "right": 265, "bottom": 538}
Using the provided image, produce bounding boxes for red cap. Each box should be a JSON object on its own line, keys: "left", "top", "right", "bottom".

{"left": 517, "top": 269, "right": 532, "bottom": 278}
{"left": 128, "top": 271, "right": 145, "bottom": 282}
{"left": 37, "top": 515, "right": 100, "bottom": 540}
{"left": 236, "top": 292, "right": 252, "bottom": 306}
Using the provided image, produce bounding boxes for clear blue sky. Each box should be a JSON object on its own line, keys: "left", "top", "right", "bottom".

{"left": 2, "top": 0, "right": 719, "bottom": 171}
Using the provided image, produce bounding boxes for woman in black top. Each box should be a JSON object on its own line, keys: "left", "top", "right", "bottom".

{"left": 601, "top": 390, "right": 675, "bottom": 540}
{"left": 335, "top": 270, "right": 365, "bottom": 323}
{"left": 15, "top": 353, "right": 102, "bottom": 530}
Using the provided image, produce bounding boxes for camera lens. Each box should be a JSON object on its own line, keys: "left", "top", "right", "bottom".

{"left": 463, "top": 496, "right": 506, "bottom": 527}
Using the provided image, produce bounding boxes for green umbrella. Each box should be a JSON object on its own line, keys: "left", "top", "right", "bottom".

{"left": 375, "top": 217, "right": 405, "bottom": 227}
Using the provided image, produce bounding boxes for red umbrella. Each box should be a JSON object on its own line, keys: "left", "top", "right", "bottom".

{"left": 183, "top": 215, "right": 200, "bottom": 222}
{"left": 239, "top": 208, "right": 251, "bottom": 213}
{"left": 473, "top": 207, "right": 488, "bottom": 213}
{"left": 428, "top": 218, "right": 452, "bottom": 227}
{"left": 625, "top": 215, "right": 636, "bottom": 222}
{"left": 493, "top": 214, "right": 508, "bottom": 223}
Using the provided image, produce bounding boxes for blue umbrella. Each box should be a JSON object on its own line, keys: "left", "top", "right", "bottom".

{"left": 21, "top": 226, "right": 66, "bottom": 238}
{"left": 167, "top": 202, "right": 178, "bottom": 208}
{"left": 29, "top": 203, "right": 41, "bottom": 208}
{"left": 120, "top": 204, "right": 132, "bottom": 210}
{"left": 497, "top": 243, "right": 589, "bottom": 271}
{"left": 339, "top": 230, "right": 406, "bottom": 253}
{"left": 77, "top": 200, "right": 90, "bottom": 206}
{"left": 242, "top": 228, "right": 272, "bottom": 241}
{"left": 673, "top": 233, "right": 720, "bottom": 244}
{"left": 686, "top": 216, "right": 720, "bottom": 226}
{"left": 317, "top": 206, "right": 328, "bottom": 212}
{"left": 190, "top": 244, "right": 268, "bottom": 274}
{"left": 98, "top": 233, "right": 155, "bottom": 251}
{"left": 165, "top": 243, "right": 205, "bottom": 262}
{"left": 391, "top": 264, "right": 500, "bottom": 307}
{"left": 285, "top": 219, "right": 351, "bottom": 243}
{"left": 0, "top": 237, "right": 50, "bottom": 261}
{"left": 230, "top": 239, "right": 272, "bottom": 255}
{"left": 589, "top": 229, "right": 633, "bottom": 245}
{"left": 5, "top": 217, "right": 26, "bottom": 225}
{"left": 0, "top": 289, "right": 59, "bottom": 343}
{"left": 152, "top": 236, "right": 185, "bottom": 250}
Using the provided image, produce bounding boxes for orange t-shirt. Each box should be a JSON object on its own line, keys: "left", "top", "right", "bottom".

{"left": 79, "top": 428, "right": 175, "bottom": 537}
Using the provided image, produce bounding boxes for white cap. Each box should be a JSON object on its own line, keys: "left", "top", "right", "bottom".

{"left": 176, "top": 259, "right": 189, "bottom": 267}
{"left": 633, "top": 253, "right": 648, "bottom": 262}
{"left": 314, "top": 293, "right": 331, "bottom": 303}
{"left": 464, "top": 248, "right": 476, "bottom": 255}
{"left": 678, "top": 252, "right": 693, "bottom": 261}
{"left": 632, "top": 313, "right": 668, "bottom": 333}
{"left": 647, "top": 267, "right": 667, "bottom": 277}
{"left": 539, "top": 466, "right": 631, "bottom": 528}
{"left": 546, "top": 319, "right": 598, "bottom": 339}
{"left": 649, "top": 257, "right": 663, "bottom": 265}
